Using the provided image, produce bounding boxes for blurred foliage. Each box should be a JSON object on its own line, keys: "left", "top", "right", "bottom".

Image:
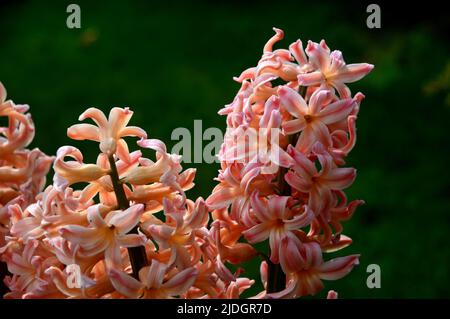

{"left": 0, "top": 0, "right": 449, "bottom": 298}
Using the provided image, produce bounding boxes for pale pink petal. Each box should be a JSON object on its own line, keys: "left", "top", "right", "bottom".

{"left": 215, "top": 256, "right": 235, "bottom": 282}
{"left": 288, "top": 145, "right": 317, "bottom": 177}
{"left": 277, "top": 86, "right": 308, "bottom": 117}
{"left": 334, "top": 63, "right": 374, "bottom": 83}
{"left": 268, "top": 195, "right": 289, "bottom": 219}
{"left": 67, "top": 124, "right": 100, "bottom": 141}
{"left": 263, "top": 27, "right": 284, "bottom": 53}
{"left": 269, "top": 143, "right": 293, "bottom": 168}
{"left": 163, "top": 267, "right": 199, "bottom": 296}
{"left": 279, "top": 236, "right": 304, "bottom": 273}
{"left": 305, "top": 40, "right": 330, "bottom": 70}
{"left": 269, "top": 229, "right": 283, "bottom": 263}
{"left": 108, "top": 107, "right": 133, "bottom": 136}
{"left": 317, "top": 99, "right": 354, "bottom": 125}
{"left": 109, "top": 268, "right": 143, "bottom": 298}
{"left": 318, "top": 255, "right": 360, "bottom": 280}
{"left": 137, "top": 138, "right": 167, "bottom": 153}
{"left": 107, "top": 204, "right": 144, "bottom": 234}
{"left": 285, "top": 205, "right": 315, "bottom": 230}
{"left": 249, "top": 192, "right": 271, "bottom": 222}
{"left": 117, "top": 233, "right": 146, "bottom": 247}
{"left": 309, "top": 89, "right": 332, "bottom": 114}
{"left": 143, "top": 261, "right": 167, "bottom": 289}
{"left": 243, "top": 223, "right": 271, "bottom": 243}
{"left": 322, "top": 167, "right": 356, "bottom": 190}
{"left": 119, "top": 126, "right": 147, "bottom": 138}
{"left": 289, "top": 39, "right": 307, "bottom": 65}
{"left": 104, "top": 241, "right": 122, "bottom": 269}
{"left": 0, "top": 81, "right": 6, "bottom": 103}
{"left": 59, "top": 225, "right": 99, "bottom": 244}
{"left": 285, "top": 171, "right": 311, "bottom": 193}
{"left": 310, "top": 121, "right": 332, "bottom": 148}
{"left": 332, "top": 81, "right": 351, "bottom": 99}
{"left": 296, "top": 125, "right": 316, "bottom": 153}
{"left": 282, "top": 118, "right": 306, "bottom": 135}
{"left": 206, "top": 187, "right": 236, "bottom": 210}
{"left": 266, "top": 279, "right": 297, "bottom": 299}
{"left": 297, "top": 71, "right": 324, "bottom": 87}
{"left": 87, "top": 204, "right": 107, "bottom": 228}
{"left": 116, "top": 138, "right": 131, "bottom": 163}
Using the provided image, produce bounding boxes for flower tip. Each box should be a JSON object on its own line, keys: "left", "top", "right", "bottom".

{"left": 276, "top": 85, "right": 287, "bottom": 96}
{"left": 0, "top": 81, "right": 6, "bottom": 102}
{"left": 327, "top": 290, "right": 338, "bottom": 299}
{"left": 272, "top": 27, "right": 284, "bottom": 37}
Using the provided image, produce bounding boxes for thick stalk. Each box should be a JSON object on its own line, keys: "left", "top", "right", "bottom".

{"left": 266, "top": 86, "right": 306, "bottom": 294}
{"left": 108, "top": 155, "right": 148, "bottom": 279}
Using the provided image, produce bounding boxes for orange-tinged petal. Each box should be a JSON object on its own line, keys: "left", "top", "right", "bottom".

{"left": 107, "top": 204, "right": 144, "bottom": 234}
{"left": 109, "top": 268, "right": 143, "bottom": 298}
{"left": 67, "top": 123, "right": 100, "bottom": 141}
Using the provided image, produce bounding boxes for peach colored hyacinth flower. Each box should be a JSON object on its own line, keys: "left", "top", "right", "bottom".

{"left": 0, "top": 82, "right": 53, "bottom": 295}
{"left": 208, "top": 27, "right": 372, "bottom": 298}
{"left": 1, "top": 105, "right": 253, "bottom": 299}
{"left": 0, "top": 26, "right": 372, "bottom": 299}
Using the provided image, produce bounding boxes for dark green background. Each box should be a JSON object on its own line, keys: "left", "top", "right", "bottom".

{"left": 1, "top": 0, "right": 449, "bottom": 298}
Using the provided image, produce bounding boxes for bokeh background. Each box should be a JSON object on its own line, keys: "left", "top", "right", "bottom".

{"left": 1, "top": 0, "right": 449, "bottom": 298}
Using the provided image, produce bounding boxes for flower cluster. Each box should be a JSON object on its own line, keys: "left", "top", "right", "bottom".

{"left": 0, "top": 82, "right": 53, "bottom": 256}
{"left": 0, "top": 107, "right": 253, "bottom": 298}
{"left": 207, "top": 28, "right": 373, "bottom": 298}
{"left": 0, "top": 27, "right": 372, "bottom": 299}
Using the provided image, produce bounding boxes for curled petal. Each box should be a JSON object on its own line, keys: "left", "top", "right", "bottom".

{"left": 117, "top": 233, "right": 147, "bottom": 247}
{"left": 137, "top": 138, "right": 167, "bottom": 153}
{"left": 322, "top": 167, "right": 356, "bottom": 190}
{"left": 59, "top": 225, "right": 99, "bottom": 245}
{"left": 0, "top": 81, "right": 6, "bottom": 103}
{"left": 283, "top": 118, "right": 306, "bottom": 135}
{"left": 263, "top": 27, "right": 284, "bottom": 53}
{"left": 333, "top": 63, "right": 374, "bottom": 83}
{"left": 285, "top": 171, "right": 311, "bottom": 193}
{"left": 120, "top": 126, "right": 147, "bottom": 138}
{"left": 243, "top": 223, "right": 271, "bottom": 244}
{"left": 306, "top": 40, "right": 330, "bottom": 70}
{"left": 285, "top": 205, "right": 315, "bottom": 230}
{"left": 277, "top": 86, "right": 308, "bottom": 117}
{"left": 297, "top": 71, "right": 324, "bottom": 87}
{"left": 310, "top": 121, "right": 332, "bottom": 148}
{"left": 67, "top": 124, "right": 100, "bottom": 141}
{"left": 289, "top": 39, "right": 308, "bottom": 65}
{"left": 318, "top": 99, "right": 354, "bottom": 125}
{"left": 54, "top": 146, "right": 109, "bottom": 185}
{"left": 108, "top": 107, "right": 133, "bottom": 136}
{"left": 87, "top": 204, "right": 108, "bottom": 228}
{"left": 279, "top": 236, "right": 305, "bottom": 273}
{"left": 107, "top": 204, "right": 144, "bottom": 234}
{"left": 79, "top": 108, "right": 108, "bottom": 130}
{"left": 163, "top": 267, "right": 199, "bottom": 296}
{"left": 141, "top": 261, "right": 167, "bottom": 289}
{"left": 109, "top": 268, "right": 143, "bottom": 298}
{"left": 318, "top": 255, "right": 360, "bottom": 280}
